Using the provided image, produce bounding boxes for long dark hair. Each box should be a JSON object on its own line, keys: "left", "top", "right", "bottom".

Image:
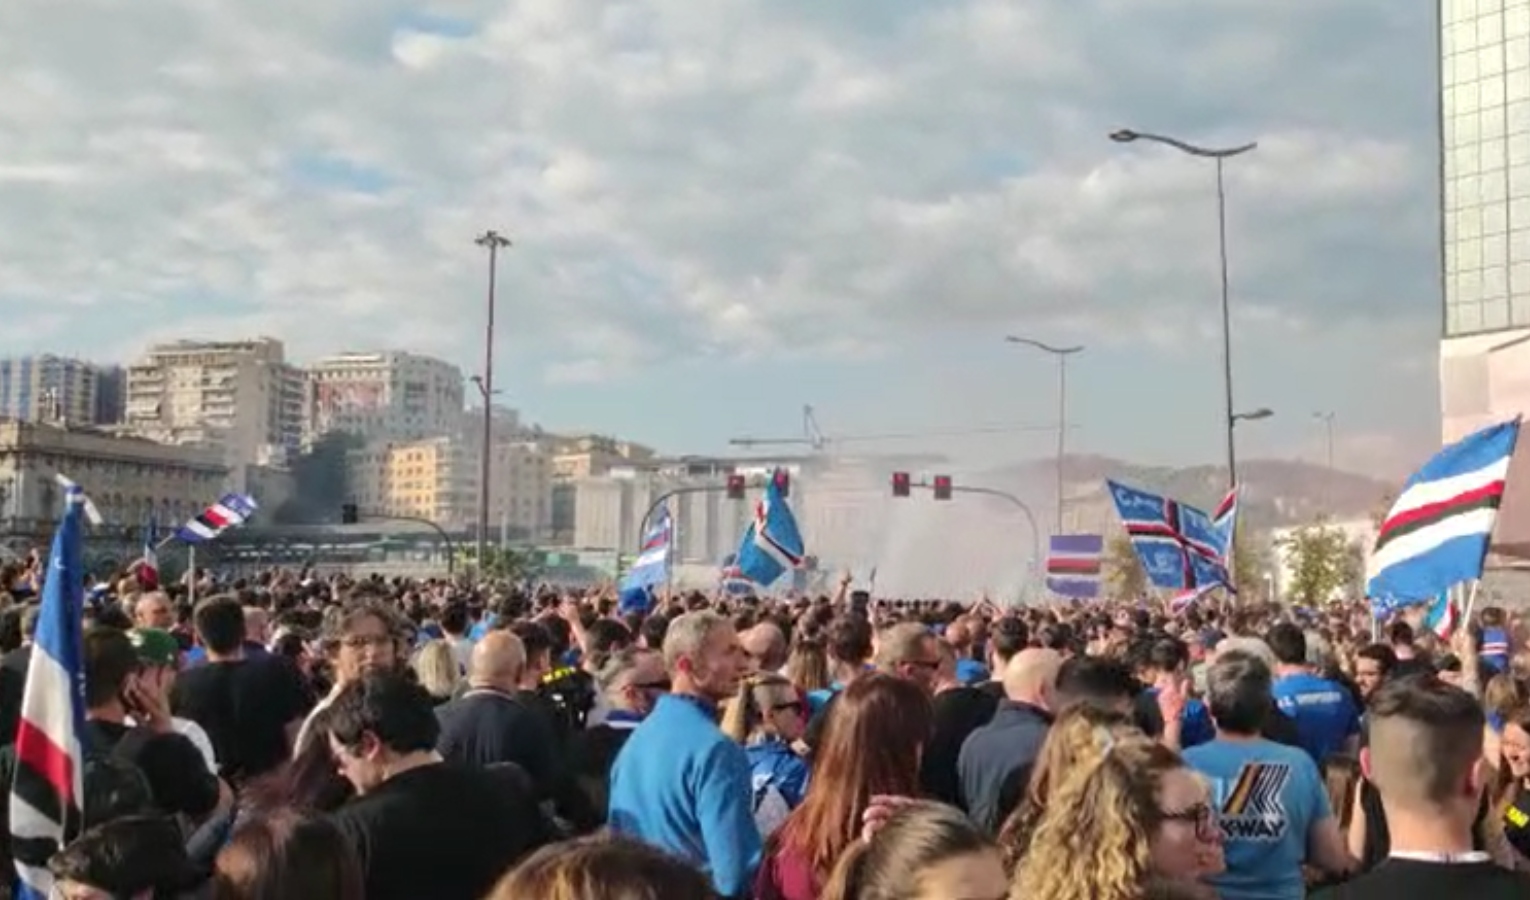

{"left": 240, "top": 708, "right": 352, "bottom": 815}
{"left": 770, "top": 673, "right": 933, "bottom": 883}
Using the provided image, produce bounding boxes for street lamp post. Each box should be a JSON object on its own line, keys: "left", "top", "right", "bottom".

{"left": 474, "top": 230, "right": 511, "bottom": 577}
{"left": 1312, "top": 411, "right": 1336, "bottom": 472}
{"left": 1110, "top": 129, "right": 1257, "bottom": 490}
{"left": 1004, "top": 336, "right": 1084, "bottom": 534}
{"left": 1313, "top": 411, "right": 1336, "bottom": 513}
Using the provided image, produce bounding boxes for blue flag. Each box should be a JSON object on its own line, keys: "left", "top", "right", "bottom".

{"left": 1107, "top": 480, "right": 1234, "bottom": 592}
{"left": 621, "top": 505, "right": 672, "bottom": 592}
{"left": 732, "top": 471, "right": 805, "bottom": 587}
{"left": 10, "top": 480, "right": 90, "bottom": 898}
{"left": 1367, "top": 418, "right": 1520, "bottom": 612}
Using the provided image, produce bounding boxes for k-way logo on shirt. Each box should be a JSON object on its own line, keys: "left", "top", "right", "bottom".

{"left": 1217, "top": 763, "right": 1291, "bottom": 841}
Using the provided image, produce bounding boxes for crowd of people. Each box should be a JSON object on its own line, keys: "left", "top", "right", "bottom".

{"left": 0, "top": 558, "right": 1529, "bottom": 898}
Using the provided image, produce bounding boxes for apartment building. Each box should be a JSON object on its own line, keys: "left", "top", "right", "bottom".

{"left": 307, "top": 351, "right": 464, "bottom": 444}
{"left": 0, "top": 355, "right": 102, "bottom": 425}
{"left": 124, "top": 338, "right": 304, "bottom": 472}
{"left": 348, "top": 434, "right": 552, "bottom": 538}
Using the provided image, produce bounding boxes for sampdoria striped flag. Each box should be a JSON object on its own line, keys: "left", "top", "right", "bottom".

{"left": 1045, "top": 534, "right": 1104, "bottom": 600}
{"left": 174, "top": 493, "right": 258, "bottom": 543}
{"left": 621, "top": 505, "right": 672, "bottom": 592}
{"left": 1367, "top": 417, "right": 1521, "bottom": 612}
{"left": 10, "top": 480, "right": 92, "bottom": 898}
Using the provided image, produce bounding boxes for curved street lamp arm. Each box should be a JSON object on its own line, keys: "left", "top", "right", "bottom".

{"left": 1115, "top": 129, "right": 1258, "bottom": 159}
{"left": 1004, "top": 336, "right": 1085, "bottom": 356}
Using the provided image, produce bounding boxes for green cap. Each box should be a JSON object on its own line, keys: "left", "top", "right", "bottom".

{"left": 129, "top": 629, "right": 181, "bottom": 668}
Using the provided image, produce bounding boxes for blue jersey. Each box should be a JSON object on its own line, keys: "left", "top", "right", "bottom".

{"left": 1271, "top": 671, "right": 1359, "bottom": 764}
{"left": 1185, "top": 737, "right": 1331, "bottom": 900}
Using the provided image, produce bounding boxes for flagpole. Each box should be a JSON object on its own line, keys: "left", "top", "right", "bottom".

{"left": 1463, "top": 579, "right": 1482, "bottom": 625}
{"left": 187, "top": 544, "right": 197, "bottom": 606}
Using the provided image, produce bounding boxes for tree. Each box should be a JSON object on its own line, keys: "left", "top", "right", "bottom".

{"left": 1278, "top": 520, "right": 1364, "bottom": 606}
{"left": 1103, "top": 533, "right": 1148, "bottom": 600}
{"left": 475, "top": 546, "right": 543, "bottom": 584}
{"left": 273, "top": 432, "right": 365, "bottom": 525}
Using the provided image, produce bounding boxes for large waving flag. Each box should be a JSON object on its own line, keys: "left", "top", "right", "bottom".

{"left": 732, "top": 471, "right": 805, "bottom": 587}
{"left": 621, "top": 505, "right": 673, "bottom": 592}
{"left": 1046, "top": 534, "right": 1104, "bottom": 599}
{"left": 174, "top": 493, "right": 258, "bottom": 543}
{"left": 10, "top": 479, "right": 94, "bottom": 898}
{"left": 1367, "top": 418, "right": 1520, "bottom": 612}
{"left": 1108, "top": 480, "right": 1237, "bottom": 592}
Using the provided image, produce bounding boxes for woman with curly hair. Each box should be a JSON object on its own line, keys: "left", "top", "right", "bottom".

{"left": 995, "top": 705, "right": 1141, "bottom": 872}
{"left": 1012, "top": 736, "right": 1221, "bottom": 900}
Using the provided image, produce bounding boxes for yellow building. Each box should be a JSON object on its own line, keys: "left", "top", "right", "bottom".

{"left": 0, "top": 419, "right": 227, "bottom": 535}
{"left": 346, "top": 435, "right": 554, "bottom": 538}
{"left": 550, "top": 434, "right": 656, "bottom": 479}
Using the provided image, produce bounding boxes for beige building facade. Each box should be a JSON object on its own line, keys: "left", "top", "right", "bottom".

{"left": 0, "top": 421, "right": 226, "bottom": 534}
{"left": 306, "top": 351, "right": 465, "bottom": 444}
{"left": 348, "top": 434, "right": 552, "bottom": 538}
{"left": 124, "top": 338, "right": 304, "bottom": 479}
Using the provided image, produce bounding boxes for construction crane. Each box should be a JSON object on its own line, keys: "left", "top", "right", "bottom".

{"left": 728, "top": 404, "right": 1062, "bottom": 453}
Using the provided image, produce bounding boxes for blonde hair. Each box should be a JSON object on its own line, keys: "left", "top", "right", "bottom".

{"left": 412, "top": 640, "right": 460, "bottom": 699}
{"left": 1012, "top": 736, "right": 1184, "bottom": 900}
{"left": 487, "top": 834, "right": 713, "bottom": 900}
{"left": 785, "top": 638, "right": 831, "bottom": 693}
{"left": 720, "top": 672, "right": 796, "bottom": 743}
{"left": 997, "top": 705, "right": 1139, "bottom": 872}
{"left": 821, "top": 801, "right": 994, "bottom": 900}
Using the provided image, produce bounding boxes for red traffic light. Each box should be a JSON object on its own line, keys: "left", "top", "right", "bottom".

{"left": 932, "top": 475, "right": 953, "bottom": 500}
{"left": 726, "top": 473, "right": 747, "bottom": 500}
{"left": 773, "top": 469, "right": 791, "bottom": 499}
{"left": 891, "top": 471, "right": 911, "bottom": 498}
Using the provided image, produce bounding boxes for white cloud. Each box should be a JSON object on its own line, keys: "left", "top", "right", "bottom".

{"left": 0, "top": 0, "right": 1436, "bottom": 395}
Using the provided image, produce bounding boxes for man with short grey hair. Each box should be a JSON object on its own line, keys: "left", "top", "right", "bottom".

{"left": 608, "top": 611, "right": 759, "bottom": 897}
{"left": 1184, "top": 650, "right": 1355, "bottom": 898}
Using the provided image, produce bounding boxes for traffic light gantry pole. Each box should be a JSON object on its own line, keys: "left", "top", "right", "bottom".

{"left": 342, "top": 504, "right": 459, "bottom": 577}
{"left": 893, "top": 477, "right": 1041, "bottom": 569}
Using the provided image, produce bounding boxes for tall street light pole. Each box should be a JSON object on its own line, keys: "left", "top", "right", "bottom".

{"left": 1110, "top": 129, "right": 1257, "bottom": 489}
{"left": 1004, "top": 336, "right": 1084, "bottom": 534}
{"left": 474, "top": 230, "right": 511, "bottom": 577}
{"left": 1313, "top": 411, "right": 1336, "bottom": 513}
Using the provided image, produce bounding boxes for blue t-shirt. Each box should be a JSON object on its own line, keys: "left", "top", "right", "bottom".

{"left": 1271, "top": 672, "right": 1359, "bottom": 764}
{"left": 955, "top": 658, "right": 990, "bottom": 686}
{"left": 1184, "top": 737, "right": 1331, "bottom": 900}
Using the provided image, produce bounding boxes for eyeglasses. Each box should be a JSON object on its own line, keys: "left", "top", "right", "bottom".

{"left": 901, "top": 659, "right": 940, "bottom": 671}
{"left": 1160, "top": 802, "right": 1220, "bottom": 842}
{"left": 631, "top": 679, "right": 671, "bottom": 693}
{"left": 769, "top": 701, "right": 804, "bottom": 716}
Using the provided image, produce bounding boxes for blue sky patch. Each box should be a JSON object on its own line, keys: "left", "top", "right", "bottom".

{"left": 284, "top": 152, "right": 396, "bottom": 195}
{"left": 394, "top": 11, "right": 477, "bottom": 39}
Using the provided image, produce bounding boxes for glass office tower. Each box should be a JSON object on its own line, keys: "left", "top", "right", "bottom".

{"left": 1440, "top": 0, "right": 1530, "bottom": 443}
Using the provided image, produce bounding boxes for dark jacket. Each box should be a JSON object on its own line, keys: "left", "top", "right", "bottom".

{"left": 957, "top": 701, "right": 1053, "bottom": 834}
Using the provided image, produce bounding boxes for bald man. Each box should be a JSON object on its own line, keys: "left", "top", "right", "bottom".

{"left": 956, "top": 648, "right": 1062, "bottom": 834}
{"left": 740, "top": 622, "right": 787, "bottom": 676}
{"left": 435, "top": 631, "right": 554, "bottom": 781}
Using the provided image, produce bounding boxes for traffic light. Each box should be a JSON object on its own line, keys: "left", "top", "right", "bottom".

{"left": 773, "top": 469, "right": 791, "bottom": 498}
{"left": 726, "top": 474, "right": 746, "bottom": 500}
{"left": 932, "top": 475, "right": 953, "bottom": 501}
{"left": 891, "top": 471, "right": 911, "bottom": 498}
{"left": 341, "top": 503, "right": 359, "bottom": 524}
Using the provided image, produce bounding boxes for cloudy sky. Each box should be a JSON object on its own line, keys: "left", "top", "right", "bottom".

{"left": 0, "top": 0, "right": 1441, "bottom": 476}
